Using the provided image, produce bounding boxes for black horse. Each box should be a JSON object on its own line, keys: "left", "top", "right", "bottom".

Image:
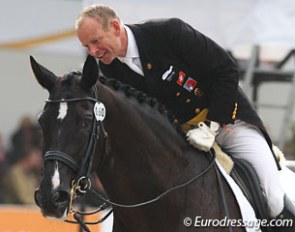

{"left": 31, "top": 55, "right": 255, "bottom": 232}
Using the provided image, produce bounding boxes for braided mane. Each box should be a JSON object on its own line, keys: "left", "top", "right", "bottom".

{"left": 98, "top": 75, "right": 183, "bottom": 133}
{"left": 61, "top": 72, "right": 183, "bottom": 134}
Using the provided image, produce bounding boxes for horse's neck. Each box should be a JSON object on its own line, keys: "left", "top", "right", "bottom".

{"left": 93, "top": 84, "right": 242, "bottom": 232}
{"left": 95, "top": 82, "right": 209, "bottom": 201}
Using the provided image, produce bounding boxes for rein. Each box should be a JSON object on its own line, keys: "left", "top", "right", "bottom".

{"left": 65, "top": 152, "right": 217, "bottom": 232}
{"left": 92, "top": 150, "right": 216, "bottom": 208}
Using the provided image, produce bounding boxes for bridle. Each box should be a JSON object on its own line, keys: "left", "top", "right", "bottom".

{"left": 42, "top": 87, "right": 109, "bottom": 222}
{"left": 41, "top": 86, "right": 230, "bottom": 232}
{"left": 44, "top": 95, "right": 106, "bottom": 189}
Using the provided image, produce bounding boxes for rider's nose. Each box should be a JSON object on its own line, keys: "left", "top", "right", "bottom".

{"left": 88, "top": 45, "right": 98, "bottom": 57}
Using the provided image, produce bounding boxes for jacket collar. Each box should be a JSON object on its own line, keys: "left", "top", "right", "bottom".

{"left": 118, "top": 26, "right": 140, "bottom": 63}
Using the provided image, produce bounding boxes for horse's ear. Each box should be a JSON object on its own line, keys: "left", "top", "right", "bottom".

{"left": 30, "top": 56, "right": 56, "bottom": 91}
{"left": 80, "top": 55, "right": 99, "bottom": 89}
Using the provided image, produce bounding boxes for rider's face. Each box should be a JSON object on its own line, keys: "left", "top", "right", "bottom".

{"left": 76, "top": 17, "right": 124, "bottom": 64}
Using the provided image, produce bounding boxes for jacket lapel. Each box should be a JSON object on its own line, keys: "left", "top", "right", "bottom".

{"left": 126, "top": 24, "right": 158, "bottom": 78}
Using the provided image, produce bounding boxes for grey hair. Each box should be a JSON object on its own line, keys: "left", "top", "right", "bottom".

{"left": 75, "top": 4, "right": 120, "bottom": 31}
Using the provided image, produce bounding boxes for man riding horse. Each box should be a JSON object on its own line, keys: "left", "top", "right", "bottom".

{"left": 75, "top": 4, "right": 295, "bottom": 222}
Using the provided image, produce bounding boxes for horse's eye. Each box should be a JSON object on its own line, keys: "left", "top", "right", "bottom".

{"left": 81, "top": 117, "right": 92, "bottom": 129}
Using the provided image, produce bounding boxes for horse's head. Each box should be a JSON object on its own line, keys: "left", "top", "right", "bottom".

{"left": 31, "top": 55, "right": 103, "bottom": 219}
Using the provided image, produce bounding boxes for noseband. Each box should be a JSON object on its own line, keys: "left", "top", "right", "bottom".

{"left": 43, "top": 88, "right": 107, "bottom": 206}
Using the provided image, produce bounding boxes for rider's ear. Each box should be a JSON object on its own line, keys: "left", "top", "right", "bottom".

{"left": 80, "top": 55, "right": 99, "bottom": 90}
{"left": 30, "top": 56, "right": 56, "bottom": 92}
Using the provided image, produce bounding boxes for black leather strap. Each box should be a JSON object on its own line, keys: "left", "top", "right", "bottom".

{"left": 44, "top": 151, "right": 79, "bottom": 173}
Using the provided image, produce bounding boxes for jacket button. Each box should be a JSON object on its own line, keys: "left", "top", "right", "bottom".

{"left": 146, "top": 63, "right": 152, "bottom": 70}
{"left": 195, "top": 108, "right": 200, "bottom": 114}
{"left": 176, "top": 92, "right": 180, "bottom": 97}
{"left": 185, "top": 99, "right": 191, "bottom": 103}
{"left": 173, "top": 119, "right": 179, "bottom": 124}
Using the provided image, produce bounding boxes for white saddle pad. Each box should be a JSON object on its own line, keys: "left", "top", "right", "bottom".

{"left": 215, "top": 160, "right": 262, "bottom": 232}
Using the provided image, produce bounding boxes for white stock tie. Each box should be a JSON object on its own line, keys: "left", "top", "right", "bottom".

{"left": 124, "top": 57, "right": 144, "bottom": 76}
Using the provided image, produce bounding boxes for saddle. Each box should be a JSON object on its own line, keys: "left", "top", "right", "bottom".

{"left": 213, "top": 143, "right": 270, "bottom": 222}
{"left": 230, "top": 159, "right": 270, "bottom": 220}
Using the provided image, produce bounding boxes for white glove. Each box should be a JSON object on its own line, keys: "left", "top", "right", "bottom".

{"left": 186, "top": 121, "right": 220, "bottom": 152}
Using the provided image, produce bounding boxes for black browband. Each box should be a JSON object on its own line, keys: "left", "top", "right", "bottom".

{"left": 45, "top": 97, "right": 97, "bottom": 103}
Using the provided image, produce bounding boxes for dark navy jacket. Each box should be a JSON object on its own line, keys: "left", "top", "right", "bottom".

{"left": 99, "top": 18, "right": 279, "bottom": 165}
{"left": 100, "top": 18, "right": 265, "bottom": 129}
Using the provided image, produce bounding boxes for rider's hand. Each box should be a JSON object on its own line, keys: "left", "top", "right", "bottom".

{"left": 186, "top": 121, "right": 220, "bottom": 152}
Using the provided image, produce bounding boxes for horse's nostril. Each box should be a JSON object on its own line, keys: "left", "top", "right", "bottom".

{"left": 51, "top": 190, "right": 70, "bottom": 205}
{"left": 34, "top": 189, "right": 43, "bottom": 207}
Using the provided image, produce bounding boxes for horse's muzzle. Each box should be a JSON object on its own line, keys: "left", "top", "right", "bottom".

{"left": 34, "top": 188, "right": 70, "bottom": 219}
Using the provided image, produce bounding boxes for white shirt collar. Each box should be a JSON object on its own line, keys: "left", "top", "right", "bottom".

{"left": 118, "top": 26, "right": 140, "bottom": 63}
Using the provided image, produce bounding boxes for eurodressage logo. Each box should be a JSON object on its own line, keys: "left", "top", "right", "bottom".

{"left": 183, "top": 216, "right": 293, "bottom": 230}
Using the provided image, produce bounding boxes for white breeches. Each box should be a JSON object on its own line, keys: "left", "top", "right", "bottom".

{"left": 215, "top": 120, "right": 285, "bottom": 218}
